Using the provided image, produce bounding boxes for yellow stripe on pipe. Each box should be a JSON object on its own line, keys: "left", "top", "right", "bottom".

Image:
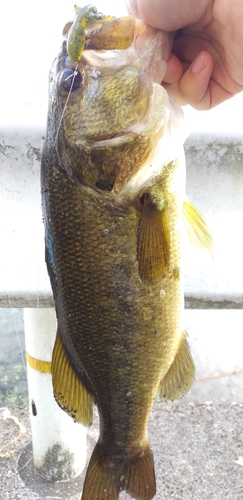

{"left": 26, "top": 352, "right": 52, "bottom": 374}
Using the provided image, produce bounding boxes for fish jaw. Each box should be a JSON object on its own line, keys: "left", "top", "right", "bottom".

{"left": 113, "top": 85, "right": 188, "bottom": 199}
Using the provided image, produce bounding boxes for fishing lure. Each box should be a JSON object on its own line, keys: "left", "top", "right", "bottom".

{"left": 67, "top": 4, "right": 114, "bottom": 63}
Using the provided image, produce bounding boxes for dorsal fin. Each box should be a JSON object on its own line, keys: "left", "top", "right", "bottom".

{"left": 183, "top": 197, "right": 213, "bottom": 252}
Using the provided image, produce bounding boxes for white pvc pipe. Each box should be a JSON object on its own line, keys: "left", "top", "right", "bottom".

{"left": 24, "top": 308, "right": 86, "bottom": 480}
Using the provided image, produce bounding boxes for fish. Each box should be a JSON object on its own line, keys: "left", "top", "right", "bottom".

{"left": 41, "top": 6, "right": 212, "bottom": 500}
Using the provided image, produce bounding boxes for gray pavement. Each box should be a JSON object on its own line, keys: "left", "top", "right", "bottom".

{"left": 1, "top": 404, "right": 243, "bottom": 500}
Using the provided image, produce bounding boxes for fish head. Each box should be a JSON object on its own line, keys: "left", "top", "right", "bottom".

{"left": 48, "top": 14, "right": 188, "bottom": 196}
{"left": 54, "top": 36, "right": 150, "bottom": 142}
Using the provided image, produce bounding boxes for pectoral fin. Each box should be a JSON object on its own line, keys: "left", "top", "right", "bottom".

{"left": 137, "top": 194, "right": 170, "bottom": 284}
{"left": 52, "top": 330, "right": 93, "bottom": 426}
{"left": 183, "top": 197, "right": 213, "bottom": 251}
{"left": 158, "top": 331, "right": 195, "bottom": 402}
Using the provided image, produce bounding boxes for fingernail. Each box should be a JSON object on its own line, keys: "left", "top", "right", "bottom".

{"left": 191, "top": 54, "right": 207, "bottom": 74}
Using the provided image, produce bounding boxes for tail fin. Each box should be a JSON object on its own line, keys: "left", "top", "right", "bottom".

{"left": 81, "top": 442, "right": 156, "bottom": 500}
{"left": 123, "top": 446, "right": 156, "bottom": 500}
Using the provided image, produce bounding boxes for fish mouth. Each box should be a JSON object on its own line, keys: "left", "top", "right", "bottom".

{"left": 59, "top": 15, "right": 146, "bottom": 77}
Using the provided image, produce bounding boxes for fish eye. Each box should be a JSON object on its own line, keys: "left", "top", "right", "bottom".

{"left": 58, "top": 67, "right": 83, "bottom": 92}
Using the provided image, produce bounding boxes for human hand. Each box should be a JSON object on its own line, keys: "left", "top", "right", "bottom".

{"left": 126, "top": 0, "right": 243, "bottom": 109}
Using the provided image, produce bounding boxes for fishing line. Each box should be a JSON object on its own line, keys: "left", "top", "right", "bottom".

{"left": 54, "top": 63, "right": 79, "bottom": 147}
{"left": 7, "top": 293, "right": 27, "bottom": 376}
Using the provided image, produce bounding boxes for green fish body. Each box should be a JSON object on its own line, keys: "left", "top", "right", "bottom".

{"left": 41, "top": 10, "right": 198, "bottom": 500}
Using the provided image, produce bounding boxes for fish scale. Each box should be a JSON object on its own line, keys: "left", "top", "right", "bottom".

{"left": 44, "top": 155, "right": 184, "bottom": 446}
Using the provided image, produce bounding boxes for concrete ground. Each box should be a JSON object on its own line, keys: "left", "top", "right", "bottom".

{"left": 1, "top": 403, "right": 243, "bottom": 500}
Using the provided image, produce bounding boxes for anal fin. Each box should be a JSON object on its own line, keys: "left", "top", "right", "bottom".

{"left": 137, "top": 193, "right": 170, "bottom": 285}
{"left": 52, "top": 330, "right": 93, "bottom": 426}
{"left": 158, "top": 331, "right": 195, "bottom": 402}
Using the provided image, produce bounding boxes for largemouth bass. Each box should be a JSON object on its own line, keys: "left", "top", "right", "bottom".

{"left": 41, "top": 6, "right": 210, "bottom": 500}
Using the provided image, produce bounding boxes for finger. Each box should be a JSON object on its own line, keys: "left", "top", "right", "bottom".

{"left": 179, "top": 51, "right": 214, "bottom": 109}
{"left": 162, "top": 54, "right": 189, "bottom": 105}
{"left": 126, "top": 0, "right": 209, "bottom": 31}
{"left": 163, "top": 53, "right": 185, "bottom": 83}
{"left": 179, "top": 51, "right": 236, "bottom": 109}
{"left": 164, "top": 52, "right": 213, "bottom": 107}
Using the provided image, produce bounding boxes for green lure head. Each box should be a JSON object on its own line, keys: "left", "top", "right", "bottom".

{"left": 67, "top": 4, "right": 114, "bottom": 63}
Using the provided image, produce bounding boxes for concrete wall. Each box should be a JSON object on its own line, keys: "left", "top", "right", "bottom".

{"left": 1, "top": 126, "right": 243, "bottom": 308}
